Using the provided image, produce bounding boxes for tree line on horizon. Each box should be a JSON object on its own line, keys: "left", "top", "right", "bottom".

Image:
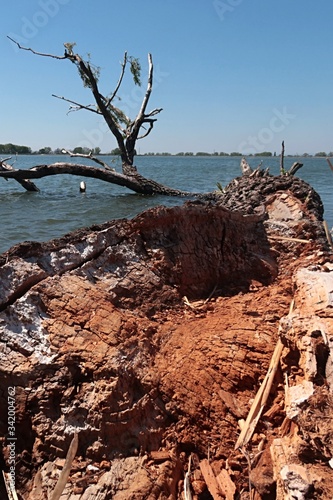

{"left": 0, "top": 143, "right": 332, "bottom": 158}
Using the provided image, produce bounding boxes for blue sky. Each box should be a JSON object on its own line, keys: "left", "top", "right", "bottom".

{"left": 1, "top": 0, "right": 332, "bottom": 155}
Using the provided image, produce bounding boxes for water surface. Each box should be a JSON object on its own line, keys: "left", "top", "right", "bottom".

{"left": 0, "top": 155, "right": 332, "bottom": 254}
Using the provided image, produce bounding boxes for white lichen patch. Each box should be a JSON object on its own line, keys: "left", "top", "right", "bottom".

{"left": 49, "top": 238, "right": 103, "bottom": 274}
{"left": 0, "top": 258, "right": 47, "bottom": 306}
{"left": 0, "top": 293, "right": 56, "bottom": 364}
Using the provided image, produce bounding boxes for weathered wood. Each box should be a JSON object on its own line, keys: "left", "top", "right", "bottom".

{"left": 267, "top": 235, "right": 311, "bottom": 244}
{"left": 2, "top": 470, "right": 19, "bottom": 500}
{"left": 199, "top": 459, "right": 224, "bottom": 499}
{"left": 240, "top": 157, "right": 252, "bottom": 175}
{"left": 216, "top": 469, "right": 236, "bottom": 500}
{"left": 288, "top": 161, "right": 303, "bottom": 176}
{"left": 234, "top": 338, "right": 284, "bottom": 450}
{"left": 50, "top": 433, "right": 78, "bottom": 500}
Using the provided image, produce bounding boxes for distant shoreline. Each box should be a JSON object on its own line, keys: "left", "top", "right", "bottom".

{"left": 1, "top": 152, "right": 331, "bottom": 159}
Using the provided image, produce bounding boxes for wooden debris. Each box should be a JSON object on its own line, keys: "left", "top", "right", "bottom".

{"left": 240, "top": 157, "right": 253, "bottom": 175}
{"left": 268, "top": 235, "right": 311, "bottom": 244}
{"left": 219, "top": 389, "right": 244, "bottom": 418}
{"left": 150, "top": 450, "right": 171, "bottom": 463}
{"left": 216, "top": 469, "right": 236, "bottom": 500}
{"left": 50, "top": 433, "right": 78, "bottom": 500}
{"left": 288, "top": 162, "right": 303, "bottom": 176}
{"left": 271, "top": 438, "right": 313, "bottom": 500}
{"left": 263, "top": 401, "right": 283, "bottom": 420}
{"left": 235, "top": 300, "right": 294, "bottom": 450}
{"left": 234, "top": 338, "right": 284, "bottom": 450}
{"left": 199, "top": 459, "right": 224, "bottom": 499}
{"left": 204, "top": 285, "right": 217, "bottom": 304}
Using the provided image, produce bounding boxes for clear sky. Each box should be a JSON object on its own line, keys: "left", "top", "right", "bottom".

{"left": 1, "top": 0, "right": 332, "bottom": 155}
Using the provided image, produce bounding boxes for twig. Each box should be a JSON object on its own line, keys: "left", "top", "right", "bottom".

{"left": 105, "top": 52, "right": 128, "bottom": 106}
{"left": 50, "top": 433, "right": 78, "bottom": 500}
{"left": 52, "top": 94, "right": 99, "bottom": 115}
{"left": 7, "top": 36, "right": 66, "bottom": 59}
{"left": 0, "top": 156, "right": 12, "bottom": 165}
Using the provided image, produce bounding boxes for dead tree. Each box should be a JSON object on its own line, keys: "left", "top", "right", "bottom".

{"left": 2, "top": 38, "right": 190, "bottom": 196}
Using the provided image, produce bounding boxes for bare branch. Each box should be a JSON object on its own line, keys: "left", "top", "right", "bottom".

{"left": 105, "top": 52, "right": 128, "bottom": 107}
{"left": 52, "top": 94, "right": 100, "bottom": 114}
{"left": 61, "top": 149, "right": 115, "bottom": 171}
{"left": 7, "top": 36, "right": 66, "bottom": 60}
{"left": 137, "top": 120, "right": 156, "bottom": 140}
{"left": 145, "top": 108, "right": 163, "bottom": 118}
{"left": 0, "top": 156, "right": 13, "bottom": 165}
{"left": 138, "top": 53, "right": 154, "bottom": 119}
